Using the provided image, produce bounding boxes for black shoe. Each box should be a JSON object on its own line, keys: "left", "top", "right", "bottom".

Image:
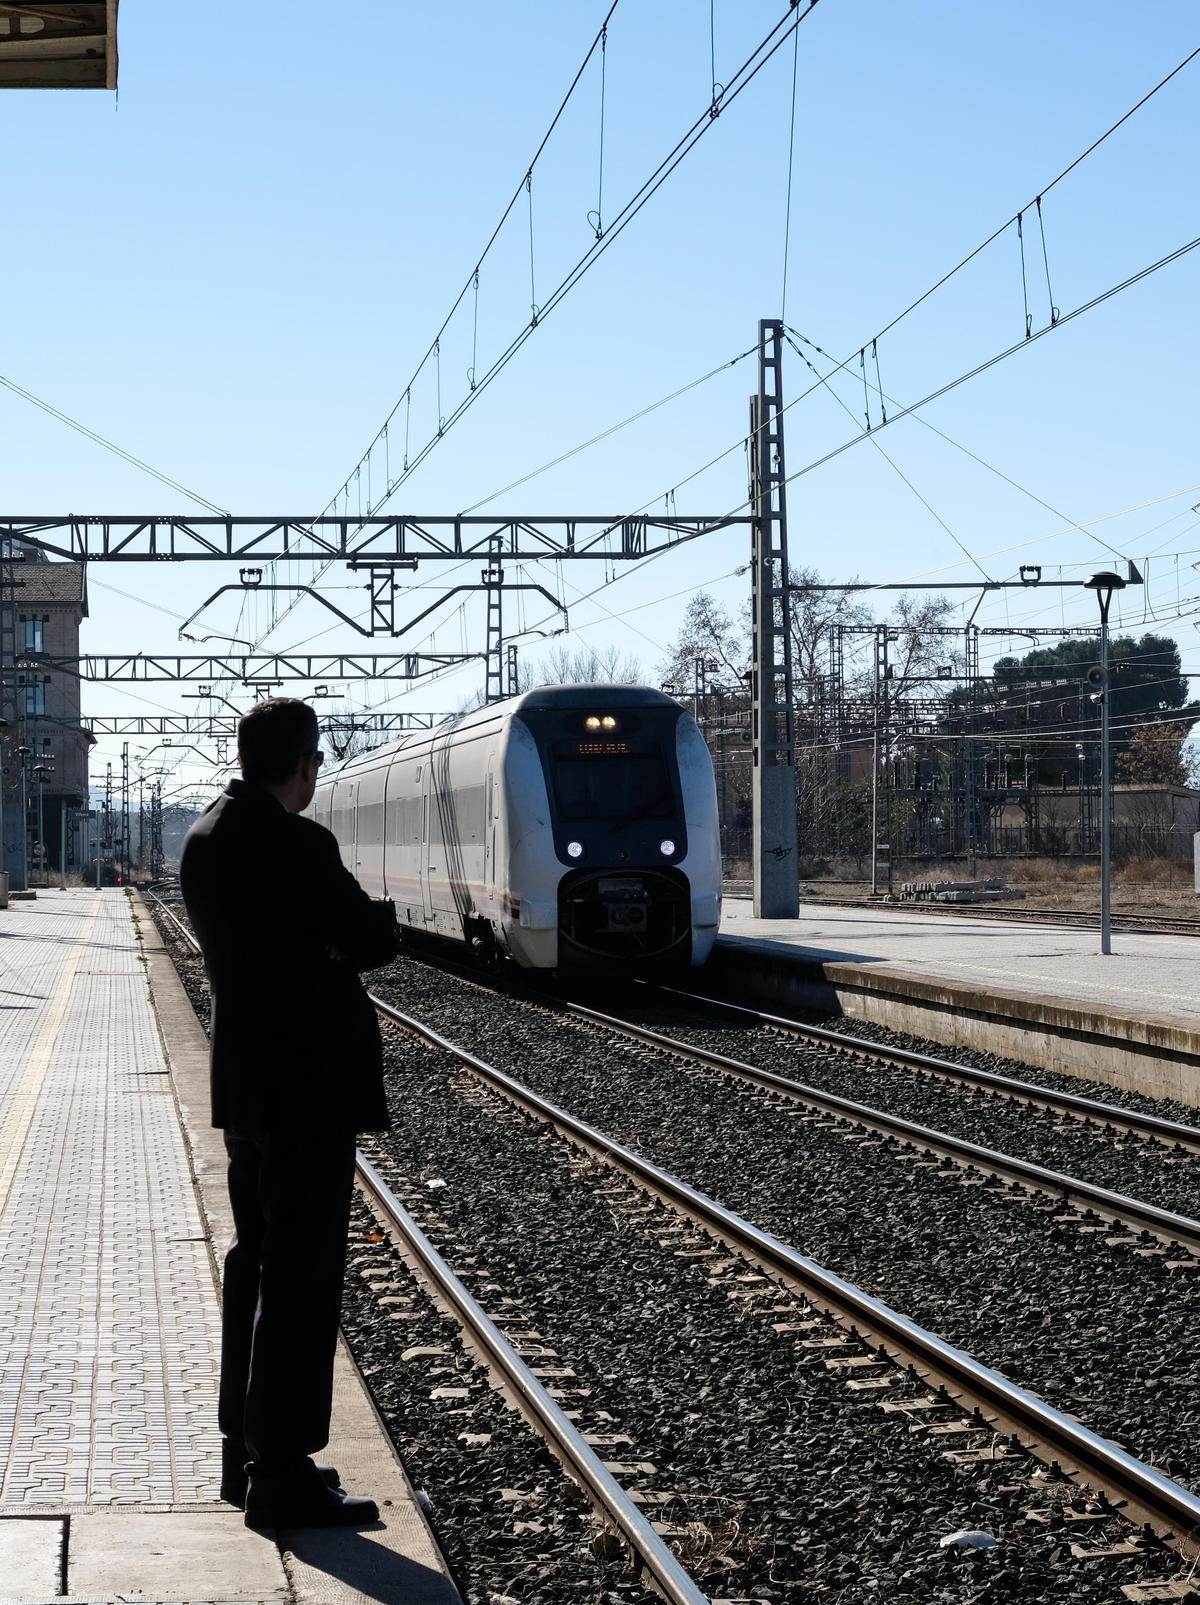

{"left": 244, "top": 1458, "right": 379, "bottom": 1529}
{"left": 220, "top": 1442, "right": 341, "bottom": 1508}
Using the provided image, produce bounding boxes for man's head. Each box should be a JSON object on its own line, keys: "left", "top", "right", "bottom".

{"left": 237, "top": 698, "right": 324, "bottom": 813}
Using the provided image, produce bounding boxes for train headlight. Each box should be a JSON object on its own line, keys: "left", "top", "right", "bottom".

{"left": 584, "top": 716, "right": 601, "bottom": 730}
{"left": 601, "top": 715, "right": 618, "bottom": 729}
{"left": 567, "top": 840, "right": 584, "bottom": 859}
{"left": 659, "top": 838, "right": 675, "bottom": 856}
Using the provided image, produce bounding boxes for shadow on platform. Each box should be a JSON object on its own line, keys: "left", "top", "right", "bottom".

{"left": 280, "top": 1521, "right": 462, "bottom": 1605}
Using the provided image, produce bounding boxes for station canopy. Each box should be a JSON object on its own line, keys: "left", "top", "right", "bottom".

{"left": 0, "top": 2, "right": 117, "bottom": 89}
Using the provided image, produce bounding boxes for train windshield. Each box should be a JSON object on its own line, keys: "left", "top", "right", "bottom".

{"left": 552, "top": 749, "right": 674, "bottom": 822}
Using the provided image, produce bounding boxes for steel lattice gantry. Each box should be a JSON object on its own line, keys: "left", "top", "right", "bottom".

{"left": 0, "top": 514, "right": 751, "bottom": 563}
{"left": 82, "top": 712, "right": 447, "bottom": 736}
{"left": 35, "top": 652, "right": 477, "bottom": 682}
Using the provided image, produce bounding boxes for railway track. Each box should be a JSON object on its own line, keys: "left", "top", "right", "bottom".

{"left": 361, "top": 937, "right": 1200, "bottom": 1224}
{"left": 145, "top": 890, "right": 698, "bottom": 1600}
{"left": 367, "top": 990, "right": 1200, "bottom": 1552}
{"left": 525, "top": 989, "right": 1200, "bottom": 1254}
{"left": 653, "top": 980, "right": 1200, "bottom": 1148}
{"left": 151, "top": 895, "right": 719, "bottom": 1589}
{"left": 145, "top": 891, "right": 1200, "bottom": 1594}
{"left": 729, "top": 890, "right": 1200, "bottom": 937}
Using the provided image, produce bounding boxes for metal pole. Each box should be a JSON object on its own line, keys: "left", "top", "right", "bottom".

{"left": 36, "top": 775, "right": 44, "bottom": 881}
{"left": 1083, "top": 570, "right": 1127, "bottom": 954}
{"left": 60, "top": 797, "right": 66, "bottom": 890}
{"left": 965, "top": 626, "right": 977, "bottom": 879}
{"left": 870, "top": 631, "right": 881, "bottom": 896}
{"left": 121, "top": 742, "right": 130, "bottom": 884}
{"left": 1099, "top": 610, "right": 1113, "bottom": 956}
{"left": 749, "top": 319, "right": 798, "bottom": 918}
{"left": 19, "top": 759, "right": 28, "bottom": 890}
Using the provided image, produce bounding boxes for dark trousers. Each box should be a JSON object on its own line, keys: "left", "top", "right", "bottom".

{"left": 220, "top": 1129, "right": 357, "bottom": 1469}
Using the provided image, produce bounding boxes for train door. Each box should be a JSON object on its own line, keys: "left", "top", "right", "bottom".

{"left": 484, "top": 756, "right": 497, "bottom": 906}
{"left": 346, "top": 780, "right": 359, "bottom": 876}
{"left": 420, "top": 775, "right": 434, "bottom": 924}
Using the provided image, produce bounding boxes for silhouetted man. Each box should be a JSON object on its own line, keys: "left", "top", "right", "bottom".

{"left": 180, "top": 698, "right": 397, "bottom": 1528}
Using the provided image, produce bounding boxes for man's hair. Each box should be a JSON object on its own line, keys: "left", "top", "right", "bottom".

{"left": 237, "top": 698, "right": 321, "bottom": 785}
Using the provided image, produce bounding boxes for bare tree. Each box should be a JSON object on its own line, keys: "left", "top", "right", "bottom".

{"left": 320, "top": 704, "right": 387, "bottom": 761}
{"left": 529, "top": 641, "right": 643, "bottom": 687}
{"left": 786, "top": 566, "right": 871, "bottom": 704}
{"left": 656, "top": 592, "right": 746, "bottom": 694}
{"left": 887, "top": 593, "right": 961, "bottom": 697}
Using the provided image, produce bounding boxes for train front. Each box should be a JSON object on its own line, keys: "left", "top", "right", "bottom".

{"left": 505, "top": 687, "right": 721, "bottom": 968}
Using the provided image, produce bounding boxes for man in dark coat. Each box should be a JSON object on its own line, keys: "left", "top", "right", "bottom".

{"left": 180, "top": 697, "right": 397, "bottom": 1528}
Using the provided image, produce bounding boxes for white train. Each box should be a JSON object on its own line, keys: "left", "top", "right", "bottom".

{"left": 309, "top": 685, "right": 722, "bottom": 969}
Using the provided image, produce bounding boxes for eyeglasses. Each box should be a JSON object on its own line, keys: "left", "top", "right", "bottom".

{"left": 306, "top": 750, "right": 325, "bottom": 768}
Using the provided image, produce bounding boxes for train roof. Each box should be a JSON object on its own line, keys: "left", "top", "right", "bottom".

{"left": 322, "top": 684, "right": 683, "bottom": 778}
{"left": 509, "top": 684, "right": 679, "bottom": 712}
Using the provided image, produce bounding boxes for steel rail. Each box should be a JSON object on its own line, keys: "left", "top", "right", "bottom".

{"left": 728, "top": 894, "right": 1200, "bottom": 937}
{"left": 144, "top": 897, "right": 710, "bottom": 1602}
{"left": 355, "top": 1153, "right": 711, "bottom": 1605}
{"left": 147, "top": 898, "right": 1200, "bottom": 1544}
{"left": 370, "top": 994, "right": 1200, "bottom": 1548}
{"left": 651, "top": 981, "right": 1200, "bottom": 1152}
{"left": 544, "top": 994, "right": 1200, "bottom": 1256}
{"left": 147, "top": 893, "right": 200, "bottom": 954}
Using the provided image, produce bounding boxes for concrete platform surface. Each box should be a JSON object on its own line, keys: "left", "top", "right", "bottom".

{"left": 0, "top": 889, "right": 459, "bottom": 1605}
{"left": 714, "top": 898, "right": 1200, "bottom": 1105}
{"left": 720, "top": 897, "right": 1200, "bottom": 1023}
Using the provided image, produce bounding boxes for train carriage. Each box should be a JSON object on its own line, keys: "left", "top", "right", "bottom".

{"left": 309, "top": 685, "right": 721, "bottom": 968}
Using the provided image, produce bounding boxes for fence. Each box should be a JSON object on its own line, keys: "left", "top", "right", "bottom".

{"left": 719, "top": 820, "right": 1198, "bottom": 883}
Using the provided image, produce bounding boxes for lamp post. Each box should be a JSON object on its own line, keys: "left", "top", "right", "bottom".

{"left": 32, "top": 761, "right": 53, "bottom": 883}
{"left": 16, "top": 744, "right": 30, "bottom": 890}
{"left": 1084, "top": 571, "right": 1128, "bottom": 955}
{"left": 0, "top": 716, "right": 8, "bottom": 893}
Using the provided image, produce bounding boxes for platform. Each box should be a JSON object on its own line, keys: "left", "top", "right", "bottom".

{"left": 0, "top": 888, "right": 459, "bottom": 1605}
{"left": 712, "top": 898, "right": 1200, "bottom": 1107}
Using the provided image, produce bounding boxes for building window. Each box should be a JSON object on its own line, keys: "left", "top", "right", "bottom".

{"left": 21, "top": 617, "right": 45, "bottom": 654}
{"left": 24, "top": 680, "right": 46, "bottom": 717}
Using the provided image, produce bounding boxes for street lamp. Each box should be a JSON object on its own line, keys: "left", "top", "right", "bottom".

{"left": 1084, "top": 571, "right": 1128, "bottom": 955}
{"left": 0, "top": 715, "right": 8, "bottom": 892}
{"left": 32, "top": 760, "right": 54, "bottom": 883}
{"left": 16, "top": 745, "right": 31, "bottom": 891}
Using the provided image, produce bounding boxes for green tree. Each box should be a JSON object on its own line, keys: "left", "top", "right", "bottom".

{"left": 988, "top": 632, "right": 1199, "bottom": 775}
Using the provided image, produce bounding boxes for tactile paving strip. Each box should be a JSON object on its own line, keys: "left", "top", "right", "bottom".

{"left": 0, "top": 891, "right": 222, "bottom": 1505}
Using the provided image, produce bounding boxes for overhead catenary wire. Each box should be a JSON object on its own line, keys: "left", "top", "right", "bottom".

{"left": 594, "top": 44, "right": 1200, "bottom": 586}
{"left": 866, "top": 43, "right": 1200, "bottom": 352}
{"left": 368, "top": 0, "right": 824, "bottom": 508}
{"left": 781, "top": 233, "right": 1200, "bottom": 488}
{"left": 786, "top": 328, "right": 1129, "bottom": 564}
{"left": 458, "top": 345, "right": 756, "bottom": 514}
{"left": 0, "top": 373, "right": 228, "bottom": 514}
{"left": 253, "top": 0, "right": 823, "bottom": 654}
{"left": 783, "top": 331, "right": 994, "bottom": 583}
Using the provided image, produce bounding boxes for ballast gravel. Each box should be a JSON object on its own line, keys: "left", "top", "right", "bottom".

{"left": 786, "top": 1006, "right": 1200, "bottom": 1131}
{"left": 372, "top": 954, "right": 1200, "bottom": 1495}
{"left": 339, "top": 1193, "right": 657, "bottom": 1605}
{"left": 146, "top": 896, "right": 1197, "bottom": 1595}
{"left": 589, "top": 994, "right": 1200, "bottom": 1222}
{"left": 143, "top": 896, "right": 658, "bottom": 1605}
{"left": 370, "top": 1028, "right": 1179, "bottom": 1602}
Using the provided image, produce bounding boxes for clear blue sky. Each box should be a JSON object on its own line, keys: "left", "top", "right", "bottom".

{"left": 3, "top": 0, "right": 1198, "bottom": 797}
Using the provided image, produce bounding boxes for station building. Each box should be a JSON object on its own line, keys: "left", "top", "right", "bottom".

{"left": 0, "top": 549, "right": 91, "bottom": 887}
